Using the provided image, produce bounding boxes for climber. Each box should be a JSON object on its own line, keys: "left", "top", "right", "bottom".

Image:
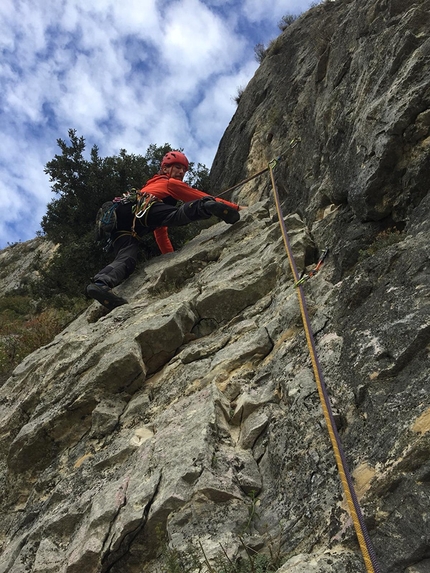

{"left": 86, "top": 150, "right": 242, "bottom": 311}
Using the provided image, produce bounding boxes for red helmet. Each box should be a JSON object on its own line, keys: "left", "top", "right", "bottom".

{"left": 161, "top": 151, "right": 189, "bottom": 170}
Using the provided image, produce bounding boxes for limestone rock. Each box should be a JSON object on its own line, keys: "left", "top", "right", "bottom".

{"left": 0, "top": 237, "right": 57, "bottom": 296}
{"left": 1, "top": 1, "right": 430, "bottom": 572}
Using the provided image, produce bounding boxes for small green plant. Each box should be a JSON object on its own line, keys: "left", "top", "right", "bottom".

{"left": 156, "top": 525, "right": 284, "bottom": 573}
{"left": 159, "top": 544, "right": 203, "bottom": 573}
{"left": 211, "top": 538, "right": 281, "bottom": 573}
{"left": 266, "top": 37, "right": 283, "bottom": 57}
{"left": 243, "top": 490, "right": 260, "bottom": 532}
{"left": 278, "top": 13, "right": 298, "bottom": 31}
{"left": 358, "top": 227, "right": 404, "bottom": 261}
{"left": 254, "top": 43, "right": 267, "bottom": 63}
{"left": 156, "top": 526, "right": 203, "bottom": 573}
{"left": 233, "top": 86, "right": 245, "bottom": 105}
{"left": 255, "top": 37, "right": 283, "bottom": 63}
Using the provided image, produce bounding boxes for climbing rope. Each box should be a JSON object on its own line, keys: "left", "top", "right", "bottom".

{"left": 268, "top": 161, "right": 381, "bottom": 573}
{"left": 216, "top": 139, "right": 300, "bottom": 198}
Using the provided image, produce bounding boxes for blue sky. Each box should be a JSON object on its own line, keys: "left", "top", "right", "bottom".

{"left": 0, "top": 0, "right": 317, "bottom": 248}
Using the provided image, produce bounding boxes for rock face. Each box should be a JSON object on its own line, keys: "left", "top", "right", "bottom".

{"left": 211, "top": 0, "right": 430, "bottom": 279}
{"left": 0, "top": 238, "right": 56, "bottom": 296}
{"left": 1, "top": 1, "right": 429, "bottom": 572}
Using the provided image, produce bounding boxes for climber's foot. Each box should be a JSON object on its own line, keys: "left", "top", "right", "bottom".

{"left": 86, "top": 283, "right": 128, "bottom": 311}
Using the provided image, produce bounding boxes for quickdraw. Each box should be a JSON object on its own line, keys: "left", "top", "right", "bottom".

{"left": 134, "top": 192, "right": 160, "bottom": 220}
{"left": 216, "top": 138, "right": 301, "bottom": 198}
{"left": 130, "top": 191, "right": 161, "bottom": 234}
{"left": 294, "top": 248, "right": 329, "bottom": 287}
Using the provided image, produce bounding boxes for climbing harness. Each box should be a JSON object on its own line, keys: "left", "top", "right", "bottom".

{"left": 133, "top": 192, "right": 161, "bottom": 227}
{"left": 268, "top": 161, "right": 381, "bottom": 573}
{"left": 95, "top": 189, "right": 161, "bottom": 251}
{"left": 216, "top": 138, "right": 300, "bottom": 198}
{"left": 294, "top": 248, "right": 329, "bottom": 287}
{"left": 112, "top": 191, "right": 162, "bottom": 244}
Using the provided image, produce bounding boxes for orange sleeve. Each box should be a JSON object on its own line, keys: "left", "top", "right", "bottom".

{"left": 153, "top": 227, "right": 174, "bottom": 254}
{"left": 166, "top": 180, "right": 239, "bottom": 210}
{"left": 143, "top": 175, "right": 239, "bottom": 210}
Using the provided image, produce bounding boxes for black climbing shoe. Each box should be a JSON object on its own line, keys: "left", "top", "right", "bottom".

{"left": 202, "top": 199, "right": 240, "bottom": 224}
{"left": 86, "top": 284, "right": 128, "bottom": 311}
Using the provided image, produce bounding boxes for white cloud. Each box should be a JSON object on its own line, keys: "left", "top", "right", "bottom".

{"left": 0, "top": 0, "right": 316, "bottom": 248}
{"left": 242, "top": 0, "right": 314, "bottom": 23}
{"left": 161, "top": 0, "right": 237, "bottom": 72}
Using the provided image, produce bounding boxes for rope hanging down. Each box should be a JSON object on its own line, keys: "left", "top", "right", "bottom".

{"left": 268, "top": 161, "right": 381, "bottom": 573}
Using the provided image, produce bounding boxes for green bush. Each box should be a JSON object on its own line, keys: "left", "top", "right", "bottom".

{"left": 0, "top": 295, "right": 34, "bottom": 318}
{"left": 254, "top": 43, "right": 267, "bottom": 63}
{"left": 0, "top": 296, "right": 88, "bottom": 383}
{"left": 278, "top": 14, "right": 298, "bottom": 31}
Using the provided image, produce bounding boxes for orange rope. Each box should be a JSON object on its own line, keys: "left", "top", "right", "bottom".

{"left": 269, "top": 162, "right": 381, "bottom": 573}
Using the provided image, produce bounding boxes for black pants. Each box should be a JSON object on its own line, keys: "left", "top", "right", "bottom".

{"left": 94, "top": 198, "right": 212, "bottom": 288}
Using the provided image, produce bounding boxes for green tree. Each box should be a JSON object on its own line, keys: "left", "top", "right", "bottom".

{"left": 39, "top": 129, "right": 210, "bottom": 298}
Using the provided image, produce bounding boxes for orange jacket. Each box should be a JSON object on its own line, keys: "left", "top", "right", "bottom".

{"left": 142, "top": 175, "right": 239, "bottom": 254}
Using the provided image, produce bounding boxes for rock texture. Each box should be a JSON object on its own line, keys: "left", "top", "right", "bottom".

{"left": 1, "top": 0, "right": 429, "bottom": 572}
{"left": 212, "top": 0, "right": 430, "bottom": 279}
{"left": 0, "top": 238, "right": 56, "bottom": 296}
